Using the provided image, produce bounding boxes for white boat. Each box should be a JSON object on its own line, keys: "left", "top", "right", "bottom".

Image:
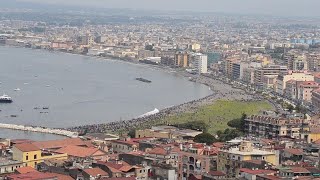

{"left": 0, "top": 94, "right": 12, "bottom": 103}
{"left": 24, "top": 83, "right": 29, "bottom": 85}
{"left": 46, "top": 85, "right": 50, "bottom": 87}
{"left": 14, "top": 88, "right": 21, "bottom": 91}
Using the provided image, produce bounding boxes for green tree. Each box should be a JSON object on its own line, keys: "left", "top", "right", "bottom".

{"left": 194, "top": 133, "right": 217, "bottom": 145}
{"left": 227, "top": 113, "right": 247, "bottom": 132}
{"left": 128, "top": 129, "right": 136, "bottom": 138}
{"left": 218, "top": 128, "right": 243, "bottom": 142}
{"left": 145, "top": 45, "right": 154, "bottom": 51}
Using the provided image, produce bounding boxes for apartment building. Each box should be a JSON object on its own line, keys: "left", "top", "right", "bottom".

{"left": 218, "top": 141, "right": 277, "bottom": 178}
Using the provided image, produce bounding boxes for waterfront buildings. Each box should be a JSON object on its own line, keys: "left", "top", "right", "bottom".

{"left": 276, "top": 71, "right": 314, "bottom": 95}
{"left": 192, "top": 53, "right": 208, "bottom": 74}
{"left": 244, "top": 114, "right": 306, "bottom": 139}
{"left": 254, "top": 65, "right": 287, "bottom": 87}
{"left": 174, "top": 52, "right": 190, "bottom": 68}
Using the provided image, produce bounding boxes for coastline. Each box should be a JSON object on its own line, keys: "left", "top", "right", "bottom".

{"left": 67, "top": 72, "right": 263, "bottom": 134}
{"left": 0, "top": 45, "right": 265, "bottom": 136}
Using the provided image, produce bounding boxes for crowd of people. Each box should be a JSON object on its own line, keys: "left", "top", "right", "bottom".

{"left": 68, "top": 74, "right": 261, "bottom": 134}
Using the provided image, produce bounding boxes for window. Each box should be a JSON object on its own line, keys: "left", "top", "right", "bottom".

{"left": 26, "top": 156, "right": 29, "bottom": 161}
{"left": 35, "top": 162, "right": 37, "bottom": 166}
{"left": 34, "top": 155, "right": 37, "bottom": 159}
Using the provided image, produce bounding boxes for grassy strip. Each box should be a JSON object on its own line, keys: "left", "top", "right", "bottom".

{"left": 151, "top": 100, "right": 273, "bottom": 134}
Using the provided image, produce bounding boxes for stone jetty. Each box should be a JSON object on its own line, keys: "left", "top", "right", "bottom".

{"left": 0, "top": 123, "right": 78, "bottom": 138}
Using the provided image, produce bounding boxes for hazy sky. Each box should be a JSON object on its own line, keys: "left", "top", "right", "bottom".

{"left": 16, "top": 0, "right": 320, "bottom": 16}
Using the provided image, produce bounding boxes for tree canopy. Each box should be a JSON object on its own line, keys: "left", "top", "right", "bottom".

{"left": 194, "top": 132, "right": 217, "bottom": 145}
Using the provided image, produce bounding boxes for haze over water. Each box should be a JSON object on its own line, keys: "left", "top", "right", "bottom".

{"left": 0, "top": 46, "right": 212, "bottom": 128}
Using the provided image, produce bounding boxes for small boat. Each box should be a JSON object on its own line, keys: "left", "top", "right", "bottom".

{"left": 34, "top": 107, "right": 40, "bottom": 110}
{"left": 46, "top": 85, "right": 50, "bottom": 87}
{"left": 14, "top": 88, "right": 21, "bottom": 91}
{"left": 0, "top": 94, "right": 12, "bottom": 103}
{"left": 10, "top": 115, "right": 17, "bottom": 117}
{"left": 136, "top": 77, "right": 152, "bottom": 83}
{"left": 24, "top": 83, "right": 29, "bottom": 85}
{"left": 43, "top": 107, "right": 49, "bottom": 110}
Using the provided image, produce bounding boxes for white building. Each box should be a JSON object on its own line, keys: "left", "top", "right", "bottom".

{"left": 193, "top": 53, "right": 208, "bottom": 74}
{"left": 276, "top": 71, "right": 314, "bottom": 95}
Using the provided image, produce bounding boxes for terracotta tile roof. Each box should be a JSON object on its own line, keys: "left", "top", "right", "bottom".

{"left": 291, "top": 167, "right": 310, "bottom": 173}
{"left": 96, "top": 161, "right": 133, "bottom": 173}
{"left": 148, "top": 147, "right": 167, "bottom": 155}
{"left": 212, "top": 142, "right": 224, "bottom": 148}
{"left": 83, "top": 167, "right": 108, "bottom": 177}
{"left": 240, "top": 168, "right": 275, "bottom": 175}
{"left": 16, "top": 166, "right": 37, "bottom": 174}
{"left": 14, "top": 143, "right": 40, "bottom": 152}
{"left": 283, "top": 148, "right": 303, "bottom": 155}
{"left": 44, "top": 173, "right": 74, "bottom": 180}
{"left": 54, "top": 145, "right": 104, "bottom": 158}
{"left": 107, "top": 166, "right": 122, "bottom": 173}
{"left": 101, "top": 177, "right": 135, "bottom": 180}
{"left": 208, "top": 171, "right": 226, "bottom": 176}
{"left": 111, "top": 140, "right": 138, "bottom": 146}
{"left": 32, "top": 138, "right": 86, "bottom": 150}
{"left": 8, "top": 171, "right": 57, "bottom": 180}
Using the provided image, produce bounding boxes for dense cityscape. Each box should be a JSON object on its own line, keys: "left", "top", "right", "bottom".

{"left": 2, "top": 1, "right": 320, "bottom": 180}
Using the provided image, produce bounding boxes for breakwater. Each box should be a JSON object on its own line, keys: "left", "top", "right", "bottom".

{"left": 0, "top": 123, "right": 78, "bottom": 138}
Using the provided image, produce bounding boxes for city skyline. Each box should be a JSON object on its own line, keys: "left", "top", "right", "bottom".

{"left": 13, "top": 0, "right": 320, "bottom": 17}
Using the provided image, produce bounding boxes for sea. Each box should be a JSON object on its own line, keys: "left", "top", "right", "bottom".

{"left": 0, "top": 46, "right": 212, "bottom": 140}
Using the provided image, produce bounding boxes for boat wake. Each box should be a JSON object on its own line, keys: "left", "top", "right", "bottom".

{"left": 138, "top": 108, "right": 160, "bottom": 118}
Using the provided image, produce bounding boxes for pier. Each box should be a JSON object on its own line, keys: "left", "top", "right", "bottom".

{"left": 0, "top": 123, "right": 78, "bottom": 138}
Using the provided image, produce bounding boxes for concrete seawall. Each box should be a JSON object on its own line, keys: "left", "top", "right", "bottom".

{"left": 0, "top": 123, "right": 78, "bottom": 138}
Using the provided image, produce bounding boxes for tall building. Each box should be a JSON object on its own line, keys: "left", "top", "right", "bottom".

{"left": 193, "top": 53, "right": 208, "bottom": 74}
{"left": 297, "top": 81, "right": 319, "bottom": 103}
{"left": 174, "top": 52, "right": 190, "bottom": 67}
{"left": 79, "top": 35, "right": 94, "bottom": 45}
{"left": 254, "top": 65, "right": 287, "bottom": 87}
{"left": 276, "top": 71, "right": 314, "bottom": 95}
{"left": 312, "top": 88, "right": 320, "bottom": 110}
{"left": 242, "top": 67, "right": 255, "bottom": 84}
{"left": 307, "top": 53, "right": 320, "bottom": 71}
{"left": 293, "top": 55, "right": 308, "bottom": 71}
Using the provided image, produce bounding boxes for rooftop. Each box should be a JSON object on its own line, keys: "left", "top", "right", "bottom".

{"left": 54, "top": 145, "right": 103, "bottom": 158}
{"left": 240, "top": 168, "right": 275, "bottom": 175}
{"left": 220, "top": 147, "right": 275, "bottom": 156}
{"left": 14, "top": 143, "right": 40, "bottom": 152}
{"left": 283, "top": 148, "right": 303, "bottom": 155}
{"left": 16, "top": 166, "right": 38, "bottom": 174}
{"left": 83, "top": 167, "right": 108, "bottom": 177}
{"left": 32, "top": 138, "right": 86, "bottom": 150}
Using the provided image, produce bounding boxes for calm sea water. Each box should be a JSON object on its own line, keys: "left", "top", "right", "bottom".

{"left": 0, "top": 46, "right": 211, "bottom": 138}
{"left": 0, "top": 129, "right": 65, "bottom": 141}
